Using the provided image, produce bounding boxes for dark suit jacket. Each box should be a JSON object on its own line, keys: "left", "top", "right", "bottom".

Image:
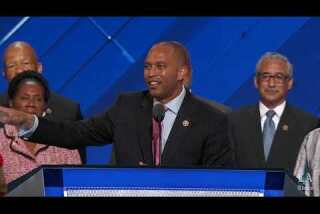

{"left": 109, "top": 95, "right": 232, "bottom": 165}
{"left": 196, "top": 96, "right": 231, "bottom": 114}
{"left": 185, "top": 87, "right": 232, "bottom": 114}
{"left": 228, "top": 103, "right": 318, "bottom": 175}
{"left": 29, "top": 90, "right": 234, "bottom": 168}
{"left": 0, "top": 92, "right": 86, "bottom": 163}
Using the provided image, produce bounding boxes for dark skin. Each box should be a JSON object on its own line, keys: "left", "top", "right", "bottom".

{"left": 9, "top": 82, "right": 47, "bottom": 154}
{"left": 144, "top": 43, "right": 187, "bottom": 104}
{"left": 3, "top": 41, "right": 43, "bottom": 81}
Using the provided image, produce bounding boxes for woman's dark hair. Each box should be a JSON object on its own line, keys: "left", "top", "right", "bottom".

{"left": 7, "top": 70, "right": 50, "bottom": 103}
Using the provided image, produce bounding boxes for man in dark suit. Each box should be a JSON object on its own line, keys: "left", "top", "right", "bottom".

{"left": 229, "top": 52, "right": 318, "bottom": 175}
{"left": 107, "top": 41, "right": 231, "bottom": 165}
{"left": 0, "top": 41, "right": 85, "bottom": 163}
{"left": 0, "top": 41, "right": 233, "bottom": 168}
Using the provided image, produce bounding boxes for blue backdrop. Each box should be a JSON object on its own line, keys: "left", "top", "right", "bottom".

{"left": 0, "top": 16, "right": 318, "bottom": 164}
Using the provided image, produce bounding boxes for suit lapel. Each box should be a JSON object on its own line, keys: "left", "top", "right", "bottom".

{"left": 161, "top": 91, "right": 194, "bottom": 163}
{"left": 267, "top": 104, "right": 292, "bottom": 163}
{"left": 1, "top": 94, "right": 9, "bottom": 107}
{"left": 137, "top": 92, "right": 153, "bottom": 165}
{"left": 250, "top": 105, "right": 266, "bottom": 166}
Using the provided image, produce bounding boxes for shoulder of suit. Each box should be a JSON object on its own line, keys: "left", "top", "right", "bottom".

{"left": 115, "top": 90, "right": 148, "bottom": 101}
{"left": 117, "top": 91, "right": 147, "bottom": 98}
{"left": 193, "top": 95, "right": 231, "bottom": 114}
{"left": 285, "top": 104, "right": 318, "bottom": 122}
{"left": 188, "top": 94, "right": 227, "bottom": 119}
{"left": 229, "top": 104, "right": 256, "bottom": 116}
{"left": 49, "top": 92, "right": 80, "bottom": 107}
{"left": 0, "top": 93, "right": 7, "bottom": 106}
{"left": 112, "top": 91, "right": 150, "bottom": 107}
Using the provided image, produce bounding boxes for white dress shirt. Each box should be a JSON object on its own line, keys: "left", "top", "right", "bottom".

{"left": 154, "top": 87, "right": 186, "bottom": 152}
{"left": 259, "top": 101, "right": 286, "bottom": 131}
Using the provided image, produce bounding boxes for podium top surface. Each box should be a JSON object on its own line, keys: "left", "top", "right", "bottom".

{"left": 8, "top": 166, "right": 301, "bottom": 197}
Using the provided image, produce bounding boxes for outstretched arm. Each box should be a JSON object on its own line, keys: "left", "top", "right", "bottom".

{"left": 0, "top": 106, "right": 35, "bottom": 131}
{"left": 0, "top": 100, "right": 116, "bottom": 149}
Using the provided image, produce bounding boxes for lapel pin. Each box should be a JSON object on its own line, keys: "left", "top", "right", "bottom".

{"left": 182, "top": 120, "right": 190, "bottom": 127}
{"left": 282, "top": 124, "right": 289, "bottom": 131}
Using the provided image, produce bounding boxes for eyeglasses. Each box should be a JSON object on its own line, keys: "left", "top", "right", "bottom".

{"left": 257, "top": 72, "right": 291, "bottom": 84}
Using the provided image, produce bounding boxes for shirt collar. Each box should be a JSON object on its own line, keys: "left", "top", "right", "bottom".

{"left": 259, "top": 100, "right": 286, "bottom": 118}
{"left": 154, "top": 86, "right": 186, "bottom": 115}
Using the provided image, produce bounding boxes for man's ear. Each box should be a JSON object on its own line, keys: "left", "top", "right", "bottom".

{"left": 254, "top": 76, "right": 259, "bottom": 89}
{"left": 178, "top": 66, "right": 187, "bottom": 81}
{"left": 37, "top": 62, "right": 43, "bottom": 73}
{"left": 288, "top": 78, "right": 294, "bottom": 90}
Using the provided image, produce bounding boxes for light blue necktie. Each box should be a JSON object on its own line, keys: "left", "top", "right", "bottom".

{"left": 263, "top": 110, "right": 276, "bottom": 160}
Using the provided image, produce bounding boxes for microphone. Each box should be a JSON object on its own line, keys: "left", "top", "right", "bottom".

{"left": 152, "top": 104, "right": 165, "bottom": 122}
{"left": 46, "top": 108, "right": 53, "bottom": 115}
{"left": 42, "top": 107, "right": 52, "bottom": 117}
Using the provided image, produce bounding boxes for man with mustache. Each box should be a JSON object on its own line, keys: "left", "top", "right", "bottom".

{"left": 228, "top": 52, "right": 318, "bottom": 175}
{"left": 0, "top": 41, "right": 233, "bottom": 168}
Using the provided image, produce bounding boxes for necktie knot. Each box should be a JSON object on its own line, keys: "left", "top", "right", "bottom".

{"left": 266, "top": 110, "right": 276, "bottom": 119}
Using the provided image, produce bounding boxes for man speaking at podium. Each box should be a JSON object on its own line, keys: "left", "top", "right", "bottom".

{"left": 0, "top": 41, "right": 233, "bottom": 168}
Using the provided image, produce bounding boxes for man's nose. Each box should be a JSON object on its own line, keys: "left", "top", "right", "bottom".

{"left": 15, "top": 65, "right": 26, "bottom": 74}
{"left": 267, "top": 77, "right": 276, "bottom": 87}
{"left": 26, "top": 99, "right": 37, "bottom": 107}
{"left": 147, "top": 66, "right": 160, "bottom": 77}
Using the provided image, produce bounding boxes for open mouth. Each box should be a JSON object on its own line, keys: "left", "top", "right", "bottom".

{"left": 148, "top": 80, "right": 161, "bottom": 88}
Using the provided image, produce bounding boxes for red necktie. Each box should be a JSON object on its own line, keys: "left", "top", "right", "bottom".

{"left": 152, "top": 118, "right": 162, "bottom": 166}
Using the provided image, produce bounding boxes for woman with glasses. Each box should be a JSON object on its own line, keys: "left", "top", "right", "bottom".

{"left": 0, "top": 71, "right": 81, "bottom": 186}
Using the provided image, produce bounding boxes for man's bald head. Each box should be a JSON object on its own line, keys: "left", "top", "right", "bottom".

{"left": 149, "top": 41, "right": 191, "bottom": 70}
{"left": 148, "top": 41, "right": 192, "bottom": 88}
{"left": 3, "top": 41, "right": 43, "bottom": 81}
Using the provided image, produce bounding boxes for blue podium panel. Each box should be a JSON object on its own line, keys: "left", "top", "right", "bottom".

{"left": 7, "top": 166, "right": 302, "bottom": 197}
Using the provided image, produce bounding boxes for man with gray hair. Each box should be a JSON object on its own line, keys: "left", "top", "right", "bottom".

{"left": 228, "top": 52, "right": 318, "bottom": 175}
